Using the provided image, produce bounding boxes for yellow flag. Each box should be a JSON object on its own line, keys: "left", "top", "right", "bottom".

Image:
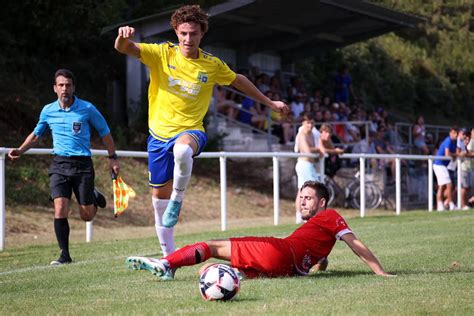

{"left": 113, "top": 176, "right": 136, "bottom": 217}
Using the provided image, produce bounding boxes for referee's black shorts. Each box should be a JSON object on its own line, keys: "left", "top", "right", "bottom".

{"left": 49, "top": 156, "right": 95, "bottom": 205}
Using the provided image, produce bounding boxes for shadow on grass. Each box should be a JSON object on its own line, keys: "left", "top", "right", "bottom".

{"left": 308, "top": 270, "right": 374, "bottom": 278}
{"left": 391, "top": 268, "right": 474, "bottom": 275}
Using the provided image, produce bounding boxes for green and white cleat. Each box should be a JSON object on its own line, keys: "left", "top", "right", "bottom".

{"left": 126, "top": 256, "right": 167, "bottom": 277}
{"left": 160, "top": 268, "right": 177, "bottom": 281}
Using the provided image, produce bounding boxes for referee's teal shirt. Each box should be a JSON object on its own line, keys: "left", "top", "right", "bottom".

{"left": 33, "top": 97, "right": 110, "bottom": 156}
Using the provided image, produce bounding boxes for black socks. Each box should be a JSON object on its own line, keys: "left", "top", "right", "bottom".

{"left": 54, "top": 218, "right": 71, "bottom": 259}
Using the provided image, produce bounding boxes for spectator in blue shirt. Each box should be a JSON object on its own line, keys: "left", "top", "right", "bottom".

{"left": 8, "top": 69, "right": 120, "bottom": 265}
{"left": 433, "top": 127, "right": 458, "bottom": 211}
{"left": 334, "top": 65, "right": 356, "bottom": 104}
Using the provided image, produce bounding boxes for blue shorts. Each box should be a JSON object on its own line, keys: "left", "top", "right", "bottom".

{"left": 147, "top": 130, "right": 208, "bottom": 188}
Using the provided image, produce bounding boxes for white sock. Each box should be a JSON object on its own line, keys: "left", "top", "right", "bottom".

{"left": 170, "top": 144, "right": 194, "bottom": 202}
{"left": 152, "top": 198, "right": 175, "bottom": 256}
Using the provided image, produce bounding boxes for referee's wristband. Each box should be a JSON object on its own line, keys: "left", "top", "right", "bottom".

{"left": 108, "top": 153, "right": 118, "bottom": 160}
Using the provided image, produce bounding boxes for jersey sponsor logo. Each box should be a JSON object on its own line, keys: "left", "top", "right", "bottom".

{"left": 72, "top": 122, "right": 82, "bottom": 135}
{"left": 167, "top": 64, "right": 176, "bottom": 70}
{"left": 197, "top": 71, "right": 208, "bottom": 83}
{"left": 167, "top": 75, "right": 201, "bottom": 97}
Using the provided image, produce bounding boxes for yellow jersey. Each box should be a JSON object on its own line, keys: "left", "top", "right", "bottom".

{"left": 139, "top": 42, "right": 237, "bottom": 139}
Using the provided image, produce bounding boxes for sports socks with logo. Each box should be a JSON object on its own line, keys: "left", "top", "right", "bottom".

{"left": 152, "top": 197, "right": 175, "bottom": 257}
{"left": 164, "top": 242, "right": 211, "bottom": 269}
{"left": 170, "top": 144, "right": 193, "bottom": 202}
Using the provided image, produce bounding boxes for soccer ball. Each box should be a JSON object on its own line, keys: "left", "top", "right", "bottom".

{"left": 199, "top": 264, "right": 240, "bottom": 301}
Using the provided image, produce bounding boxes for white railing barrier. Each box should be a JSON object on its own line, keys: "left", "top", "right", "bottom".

{"left": 0, "top": 148, "right": 459, "bottom": 251}
{"left": 428, "top": 158, "right": 433, "bottom": 212}
{"left": 359, "top": 156, "right": 366, "bottom": 217}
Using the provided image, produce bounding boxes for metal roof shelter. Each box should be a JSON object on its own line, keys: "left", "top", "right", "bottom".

{"left": 103, "top": 0, "right": 424, "bottom": 125}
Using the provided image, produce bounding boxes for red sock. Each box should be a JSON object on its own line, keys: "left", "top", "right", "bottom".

{"left": 165, "top": 242, "right": 211, "bottom": 269}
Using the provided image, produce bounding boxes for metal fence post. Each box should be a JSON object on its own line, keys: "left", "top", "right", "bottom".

{"left": 395, "top": 157, "right": 401, "bottom": 215}
{"left": 0, "top": 150, "right": 5, "bottom": 251}
{"left": 86, "top": 221, "right": 93, "bottom": 242}
{"left": 219, "top": 155, "right": 227, "bottom": 231}
{"left": 359, "top": 156, "right": 366, "bottom": 218}
{"left": 428, "top": 158, "right": 433, "bottom": 212}
{"left": 273, "top": 156, "right": 280, "bottom": 226}
{"left": 319, "top": 157, "right": 325, "bottom": 183}
{"left": 457, "top": 158, "right": 462, "bottom": 209}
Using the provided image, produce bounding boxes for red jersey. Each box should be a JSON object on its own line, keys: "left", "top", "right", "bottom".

{"left": 284, "top": 209, "right": 352, "bottom": 275}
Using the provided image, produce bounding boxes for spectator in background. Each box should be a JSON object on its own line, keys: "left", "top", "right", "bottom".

{"left": 255, "top": 73, "right": 270, "bottom": 93}
{"left": 344, "top": 113, "right": 361, "bottom": 144}
{"left": 314, "top": 110, "right": 323, "bottom": 123}
{"left": 291, "top": 94, "right": 305, "bottom": 122}
{"left": 373, "top": 125, "right": 396, "bottom": 180}
{"left": 322, "top": 110, "right": 332, "bottom": 122}
{"left": 412, "top": 116, "right": 430, "bottom": 155}
{"left": 322, "top": 96, "right": 331, "bottom": 108}
{"left": 269, "top": 72, "right": 284, "bottom": 95}
{"left": 433, "top": 127, "right": 458, "bottom": 211}
{"left": 294, "top": 113, "right": 321, "bottom": 223}
{"left": 368, "top": 110, "right": 381, "bottom": 133}
{"left": 334, "top": 65, "right": 355, "bottom": 104}
{"left": 319, "top": 124, "right": 344, "bottom": 155}
{"left": 426, "top": 133, "right": 435, "bottom": 154}
{"left": 238, "top": 96, "right": 267, "bottom": 130}
{"left": 310, "top": 88, "right": 322, "bottom": 104}
{"left": 215, "top": 86, "right": 239, "bottom": 119}
{"left": 460, "top": 128, "right": 473, "bottom": 210}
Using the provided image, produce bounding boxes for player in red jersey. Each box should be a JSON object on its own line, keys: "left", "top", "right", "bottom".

{"left": 126, "top": 181, "right": 394, "bottom": 279}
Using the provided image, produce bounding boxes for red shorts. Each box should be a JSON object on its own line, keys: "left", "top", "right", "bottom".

{"left": 230, "top": 236, "right": 295, "bottom": 278}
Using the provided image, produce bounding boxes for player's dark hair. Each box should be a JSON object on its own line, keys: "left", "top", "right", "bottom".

{"left": 171, "top": 5, "right": 209, "bottom": 33}
{"left": 301, "top": 181, "right": 329, "bottom": 208}
{"left": 54, "top": 69, "right": 76, "bottom": 85}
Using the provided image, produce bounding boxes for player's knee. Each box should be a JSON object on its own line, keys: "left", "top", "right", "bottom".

{"left": 173, "top": 144, "right": 193, "bottom": 172}
{"left": 174, "top": 144, "right": 193, "bottom": 162}
{"left": 79, "top": 206, "right": 96, "bottom": 221}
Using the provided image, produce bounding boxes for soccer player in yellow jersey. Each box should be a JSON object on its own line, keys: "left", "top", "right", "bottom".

{"left": 115, "top": 4, "right": 289, "bottom": 277}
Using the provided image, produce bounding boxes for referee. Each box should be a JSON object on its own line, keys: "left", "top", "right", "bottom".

{"left": 8, "top": 69, "right": 120, "bottom": 265}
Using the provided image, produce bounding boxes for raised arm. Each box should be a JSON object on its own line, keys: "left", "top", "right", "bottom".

{"left": 114, "top": 26, "right": 141, "bottom": 58}
{"left": 319, "top": 138, "right": 344, "bottom": 155}
{"left": 231, "top": 74, "right": 289, "bottom": 114}
{"left": 8, "top": 132, "right": 40, "bottom": 161}
{"left": 341, "top": 233, "right": 395, "bottom": 277}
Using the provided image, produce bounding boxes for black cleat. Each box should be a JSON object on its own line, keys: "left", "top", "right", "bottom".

{"left": 94, "top": 188, "right": 107, "bottom": 208}
{"left": 50, "top": 255, "right": 72, "bottom": 265}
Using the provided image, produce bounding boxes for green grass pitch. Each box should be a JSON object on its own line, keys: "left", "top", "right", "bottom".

{"left": 0, "top": 210, "right": 473, "bottom": 315}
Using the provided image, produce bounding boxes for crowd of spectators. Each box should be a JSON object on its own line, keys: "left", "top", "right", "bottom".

{"left": 211, "top": 64, "right": 474, "bottom": 208}
{"left": 213, "top": 65, "right": 403, "bottom": 171}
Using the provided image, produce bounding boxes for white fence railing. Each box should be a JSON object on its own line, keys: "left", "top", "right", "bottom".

{"left": 0, "top": 148, "right": 457, "bottom": 251}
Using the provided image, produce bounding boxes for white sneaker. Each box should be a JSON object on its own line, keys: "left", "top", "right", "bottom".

{"left": 437, "top": 202, "right": 445, "bottom": 212}
{"left": 461, "top": 205, "right": 470, "bottom": 210}
{"left": 449, "top": 202, "right": 456, "bottom": 211}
